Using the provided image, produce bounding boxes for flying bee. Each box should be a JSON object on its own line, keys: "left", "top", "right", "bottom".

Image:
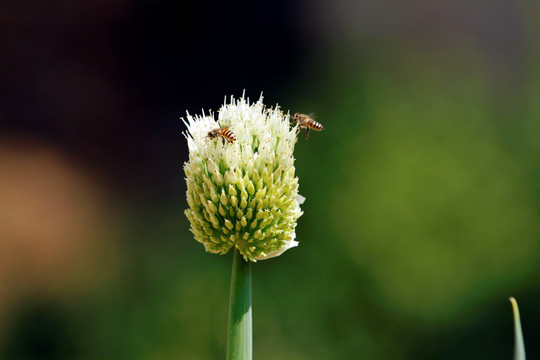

{"left": 292, "top": 113, "right": 324, "bottom": 139}
{"left": 207, "top": 124, "right": 237, "bottom": 144}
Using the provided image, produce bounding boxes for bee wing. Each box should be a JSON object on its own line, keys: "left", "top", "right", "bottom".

{"left": 295, "top": 112, "right": 316, "bottom": 120}
{"left": 216, "top": 120, "right": 231, "bottom": 129}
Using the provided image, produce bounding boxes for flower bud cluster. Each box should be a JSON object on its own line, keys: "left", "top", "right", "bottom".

{"left": 183, "top": 96, "right": 304, "bottom": 261}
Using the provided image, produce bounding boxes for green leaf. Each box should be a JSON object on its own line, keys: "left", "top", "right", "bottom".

{"left": 510, "top": 297, "right": 526, "bottom": 360}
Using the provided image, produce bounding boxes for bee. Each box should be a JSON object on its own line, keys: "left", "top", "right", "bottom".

{"left": 207, "top": 124, "right": 237, "bottom": 144}
{"left": 292, "top": 113, "right": 324, "bottom": 139}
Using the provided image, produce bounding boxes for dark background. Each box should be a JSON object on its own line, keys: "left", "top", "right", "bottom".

{"left": 1, "top": 1, "right": 539, "bottom": 359}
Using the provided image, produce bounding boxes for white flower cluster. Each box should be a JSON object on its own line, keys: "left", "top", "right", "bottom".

{"left": 183, "top": 95, "right": 304, "bottom": 261}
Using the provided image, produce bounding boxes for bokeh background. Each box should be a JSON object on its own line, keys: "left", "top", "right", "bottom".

{"left": 1, "top": 1, "right": 540, "bottom": 359}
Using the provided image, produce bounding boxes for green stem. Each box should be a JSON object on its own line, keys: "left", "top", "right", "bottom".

{"left": 226, "top": 249, "right": 252, "bottom": 360}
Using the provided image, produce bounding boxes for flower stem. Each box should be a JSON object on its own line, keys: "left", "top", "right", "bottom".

{"left": 226, "top": 249, "right": 252, "bottom": 360}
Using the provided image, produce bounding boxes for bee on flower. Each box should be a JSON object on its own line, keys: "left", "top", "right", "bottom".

{"left": 207, "top": 124, "right": 237, "bottom": 144}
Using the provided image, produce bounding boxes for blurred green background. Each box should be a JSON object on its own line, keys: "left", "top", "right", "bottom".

{"left": 1, "top": 1, "right": 540, "bottom": 359}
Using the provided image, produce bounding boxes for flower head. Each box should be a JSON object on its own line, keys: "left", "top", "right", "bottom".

{"left": 183, "top": 95, "right": 304, "bottom": 261}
